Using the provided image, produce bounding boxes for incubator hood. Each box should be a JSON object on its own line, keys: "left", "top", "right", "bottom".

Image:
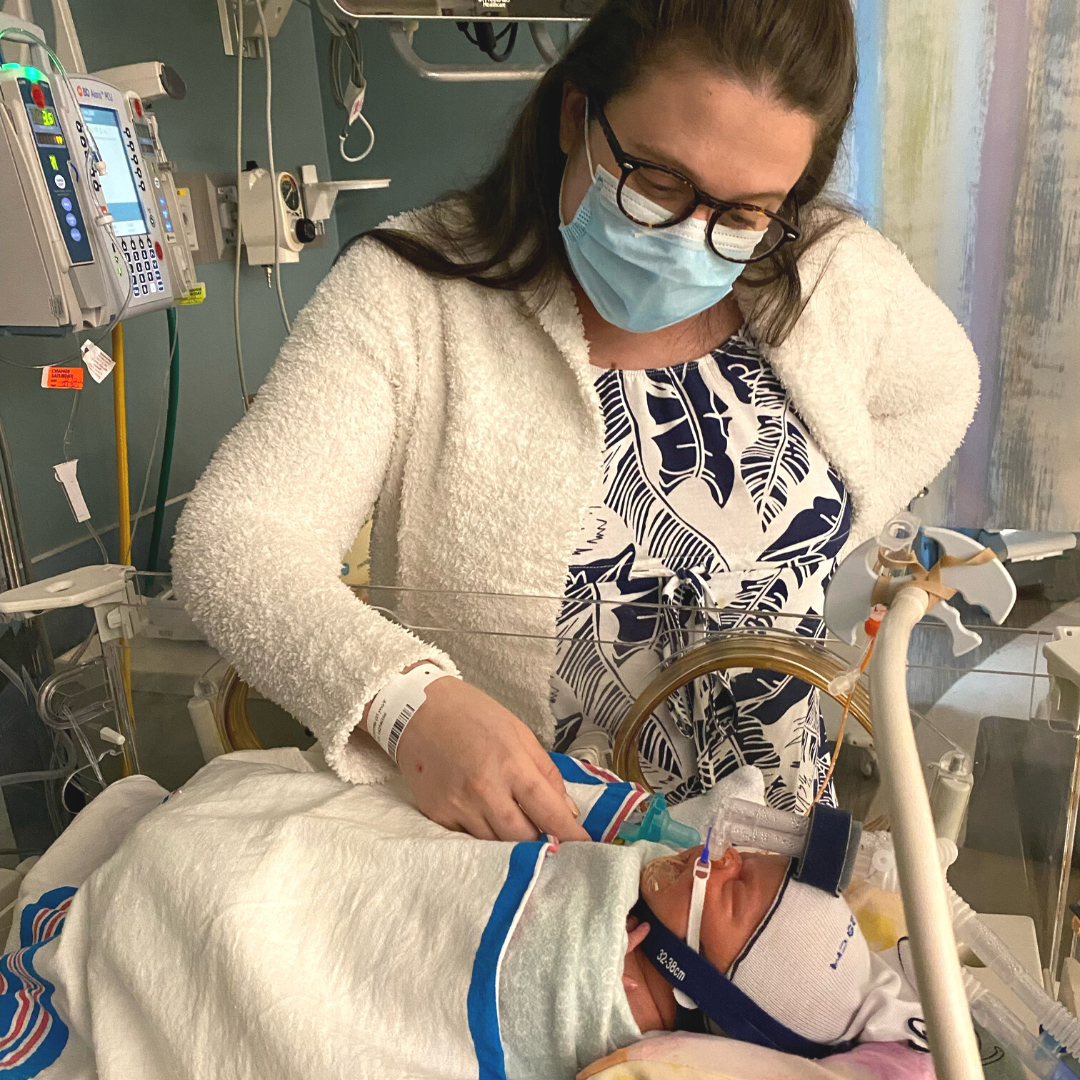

{"left": 7, "top": 565, "right": 1080, "bottom": 1074}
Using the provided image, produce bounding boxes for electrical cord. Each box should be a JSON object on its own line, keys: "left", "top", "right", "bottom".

{"left": 0, "top": 404, "right": 34, "bottom": 583}
{"left": 147, "top": 308, "right": 180, "bottom": 572}
{"left": 129, "top": 323, "right": 176, "bottom": 556}
{"left": 255, "top": 0, "right": 292, "bottom": 338}
{"left": 325, "top": 13, "right": 364, "bottom": 103}
{"left": 456, "top": 21, "right": 518, "bottom": 62}
{"left": 233, "top": 1, "right": 250, "bottom": 414}
{"left": 340, "top": 107, "right": 374, "bottom": 164}
{"left": 321, "top": 7, "right": 374, "bottom": 163}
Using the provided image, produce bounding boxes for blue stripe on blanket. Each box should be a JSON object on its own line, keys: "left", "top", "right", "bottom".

{"left": 549, "top": 752, "right": 603, "bottom": 786}
{"left": 467, "top": 842, "right": 547, "bottom": 1080}
{"left": 582, "top": 783, "right": 640, "bottom": 842}
{"left": 0, "top": 886, "right": 76, "bottom": 1077}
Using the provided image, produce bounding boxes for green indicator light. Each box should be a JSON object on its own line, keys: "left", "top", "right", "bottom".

{"left": 24, "top": 67, "right": 43, "bottom": 82}
{"left": 0, "top": 63, "right": 21, "bottom": 71}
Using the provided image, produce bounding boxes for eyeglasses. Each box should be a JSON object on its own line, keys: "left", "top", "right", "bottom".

{"left": 589, "top": 98, "right": 801, "bottom": 264}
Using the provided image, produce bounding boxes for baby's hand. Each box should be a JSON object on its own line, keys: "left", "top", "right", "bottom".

{"left": 625, "top": 914, "right": 651, "bottom": 955}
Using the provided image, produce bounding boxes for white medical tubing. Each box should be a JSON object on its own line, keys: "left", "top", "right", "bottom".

{"left": 233, "top": 5, "right": 249, "bottom": 413}
{"left": 965, "top": 974, "right": 1066, "bottom": 1080}
{"left": 869, "top": 586, "right": 982, "bottom": 1080}
{"left": 949, "top": 885, "right": 1080, "bottom": 1055}
{"left": 255, "top": 0, "right": 292, "bottom": 337}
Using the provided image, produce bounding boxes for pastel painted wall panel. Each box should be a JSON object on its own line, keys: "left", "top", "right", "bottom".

{"left": 988, "top": 0, "right": 1080, "bottom": 529}
{"left": 862, "top": 0, "right": 1080, "bottom": 529}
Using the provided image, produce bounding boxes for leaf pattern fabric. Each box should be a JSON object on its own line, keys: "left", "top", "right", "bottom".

{"left": 551, "top": 332, "right": 852, "bottom": 812}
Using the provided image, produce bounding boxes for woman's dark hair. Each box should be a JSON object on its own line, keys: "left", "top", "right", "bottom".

{"left": 355, "top": 0, "right": 857, "bottom": 346}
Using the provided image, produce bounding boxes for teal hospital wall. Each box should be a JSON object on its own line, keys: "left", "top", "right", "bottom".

{"left": 0, "top": 5, "right": 546, "bottom": 612}
{"left": 311, "top": 18, "right": 545, "bottom": 244}
{"left": 0, "top": 0, "right": 339, "bottom": 592}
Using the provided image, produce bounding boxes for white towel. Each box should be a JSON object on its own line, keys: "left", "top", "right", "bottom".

{"left": 9, "top": 750, "right": 667, "bottom": 1080}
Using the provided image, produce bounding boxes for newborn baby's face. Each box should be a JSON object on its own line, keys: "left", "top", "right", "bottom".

{"left": 640, "top": 846, "right": 790, "bottom": 973}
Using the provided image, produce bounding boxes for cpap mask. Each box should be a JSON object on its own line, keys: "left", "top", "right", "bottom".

{"left": 634, "top": 797, "right": 1080, "bottom": 1075}
{"left": 631, "top": 798, "right": 866, "bottom": 1057}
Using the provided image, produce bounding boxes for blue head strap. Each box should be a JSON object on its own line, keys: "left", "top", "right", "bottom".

{"left": 631, "top": 896, "right": 857, "bottom": 1059}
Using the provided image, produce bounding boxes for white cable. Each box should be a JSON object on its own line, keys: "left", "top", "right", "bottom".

{"left": 256, "top": 0, "right": 292, "bottom": 337}
{"left": 339, "top": 108, "right": 374, "bottom": 163}
{"left": 233, "top": 1, "right": 249, "bottom": 414}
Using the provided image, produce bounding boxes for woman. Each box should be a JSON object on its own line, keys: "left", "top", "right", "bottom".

{"left": 173, "top": 0, "right": 978, "bottom": 841}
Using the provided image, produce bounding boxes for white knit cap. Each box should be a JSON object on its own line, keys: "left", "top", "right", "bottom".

{"left": 723, "top": 869, "right": 924, "bottom": 1047}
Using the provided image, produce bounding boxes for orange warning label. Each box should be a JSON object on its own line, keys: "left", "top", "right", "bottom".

{"left": 41, "top": 366, "right": 84, "bottom": 390}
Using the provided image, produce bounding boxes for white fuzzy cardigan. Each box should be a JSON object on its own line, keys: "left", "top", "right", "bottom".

{"left": 172, "top": 215, "right": 979, "bottom": 786}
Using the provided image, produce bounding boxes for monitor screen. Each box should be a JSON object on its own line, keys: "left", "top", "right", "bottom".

{"left": 27, "top": 103, "right": 66, "bottom": 147}
{"left": 80, "top": 105, "right": 147, "bottom": 238}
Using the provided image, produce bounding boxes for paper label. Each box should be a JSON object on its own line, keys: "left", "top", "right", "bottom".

{"left": 53, "top": 460, "right": 91, "bottom": 523}
{"left": 347, "top": 82, "right": 367, "bottom": 124}
{"left": 80, "top": 340, "right": 115, "bottom": 383}
{"left": 367, "top": 664, "right": 451, "bottom": 762}
{"left": 41, "top": 366, "right": 84, "bottom": 390}
{"left": 179, "top": 282, "right": 206, "bottom": 305}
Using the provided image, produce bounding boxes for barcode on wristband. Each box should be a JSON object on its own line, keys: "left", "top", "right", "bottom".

{"left": 386, "top": 703, "right": 416, "bottom": 760}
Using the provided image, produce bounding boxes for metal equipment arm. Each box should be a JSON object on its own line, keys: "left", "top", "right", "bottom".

{"left": 387, "top": 20, "right": 549, "bottom": 82}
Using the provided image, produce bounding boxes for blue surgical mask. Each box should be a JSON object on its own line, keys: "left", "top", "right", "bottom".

{"left": 559, "top": 113, "right": 766, "bottom": 333}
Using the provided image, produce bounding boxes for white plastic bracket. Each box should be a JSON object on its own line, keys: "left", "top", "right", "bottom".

{"left": 299, "top": 164, "right": 390, "bottom": 222}
{"left": 387, "top": 20, "right": 549, "bottom": 82}
{"left": 824, "top": 518, "right": 1016, "bottom": 657}
{"left": 0, "top": 564, "right": 144, "bottom": 643}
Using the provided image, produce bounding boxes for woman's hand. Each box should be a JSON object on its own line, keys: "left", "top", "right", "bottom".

{"left": 391, "top": 676, "right": 590, "bottom": 843}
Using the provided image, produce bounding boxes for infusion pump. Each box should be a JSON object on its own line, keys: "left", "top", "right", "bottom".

{"left": 67, "top": 74, "right": 188, "bottom": 314}
{"left": 0, "top": 25, "right": 196, "bottom": 336}
{"left": 0, "top": 61, "right": 129, "bottom": 334}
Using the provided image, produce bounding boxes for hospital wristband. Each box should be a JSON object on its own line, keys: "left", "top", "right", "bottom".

{"left": 366, "top": 664, "right": 457, "bottom": 764}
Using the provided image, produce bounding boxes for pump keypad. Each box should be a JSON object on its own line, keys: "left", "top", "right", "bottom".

{"left": 119, "top": 236, "right": 164, "bottom": 299}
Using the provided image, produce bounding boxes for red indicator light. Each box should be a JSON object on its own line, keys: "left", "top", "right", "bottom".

{"left": 133, "top": 97, "right": 143, "bottom": 117}
{"left": 154, "top": 240, "right": 163, "bottom": 260}
{"left": 30, "top": 84, "right": 45, "bottom": 108}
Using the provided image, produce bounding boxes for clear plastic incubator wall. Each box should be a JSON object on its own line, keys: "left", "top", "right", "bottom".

{"left": 5, "top": 533, "right": 1080, "bottom": 1075}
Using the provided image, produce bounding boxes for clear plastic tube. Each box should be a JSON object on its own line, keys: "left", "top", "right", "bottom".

{"left": 852, "top": 833, "right": 958, "bottom": 892}
{"left": 950, "top": 887, "right": 1080, "bottom": 1057}
{"left": 852, "top": 833, "right": 1080, "bottom": 1058}
{"left": 966, "top": 974, "right": 1076, "bottom": 1080}
{"left": 711, "top": 796, "right": 809, "bottom": 859}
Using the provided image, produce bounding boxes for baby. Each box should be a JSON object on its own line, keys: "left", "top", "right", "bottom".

{"left": 7, "top": 750, "right": 923, "bottom": 1080}
{"left": 623, "top": 844, "right": 923, "bottom": 1051}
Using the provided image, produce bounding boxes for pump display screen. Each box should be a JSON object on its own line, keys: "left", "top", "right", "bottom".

{"left": 28, "top": 105, "right": 65, "bottom": 147}
{"left": 80, "top": 105, "right": 147, "bottom": 237}
{"left": 133, "top": 120, "right": 155, "bottom": 156}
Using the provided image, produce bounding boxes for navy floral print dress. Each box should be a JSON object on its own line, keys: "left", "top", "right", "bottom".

{"left": 551, "top": 331, "right": 852, "bottom": 811}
